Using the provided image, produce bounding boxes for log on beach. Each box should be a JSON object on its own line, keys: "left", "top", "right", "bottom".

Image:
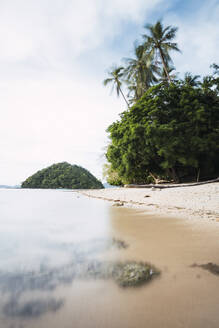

{"left": 124, "top": 177, "right": 219, "bottom": 189}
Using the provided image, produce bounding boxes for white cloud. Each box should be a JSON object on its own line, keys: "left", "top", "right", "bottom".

{"left": 0, "top": 0, "right": 163, "bottom": 66}
{"left": 0, "top": 0, "right": 165, "bottom": 184}
{"left": 1, "top": 0, "right": 218, "bottom": 184}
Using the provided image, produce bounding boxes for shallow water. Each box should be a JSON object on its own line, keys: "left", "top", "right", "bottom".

{"left": 1, "top": 189, "right": 219, "bottom": 328}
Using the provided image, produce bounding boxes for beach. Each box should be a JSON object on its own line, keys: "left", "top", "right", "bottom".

{"left": 80, "top": 182, "right": 219, "bottom": 222}
{"left": 1, "top": 188, "right": 219, "bottom": 327}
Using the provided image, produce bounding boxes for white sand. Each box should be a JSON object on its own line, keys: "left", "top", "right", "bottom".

{"left": 80, "top": 183, "right": 219, "bottom": 221}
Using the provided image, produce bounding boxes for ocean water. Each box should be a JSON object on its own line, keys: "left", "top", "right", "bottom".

{"left": 0, "top": 189, "right": 219, "bottom": 328}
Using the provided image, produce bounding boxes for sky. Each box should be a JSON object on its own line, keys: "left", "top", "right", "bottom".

{"left": 0, "top": 0, "right": 219, "bottom": 185}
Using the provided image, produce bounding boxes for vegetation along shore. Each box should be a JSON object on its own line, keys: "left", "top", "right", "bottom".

{"left": 103, "top": 20, "right": 219, "bottom": 186}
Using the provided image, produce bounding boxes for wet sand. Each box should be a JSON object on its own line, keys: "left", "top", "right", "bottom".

{"left": 19, "top": 210, "right": 219, "bottom": 328}
{"left": 1, "top": 190, "right": 219, "bottom": 328}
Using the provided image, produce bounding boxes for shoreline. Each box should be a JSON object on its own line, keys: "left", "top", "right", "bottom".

{"left": 79, "top": 182, "right": 219, "bottom": 223}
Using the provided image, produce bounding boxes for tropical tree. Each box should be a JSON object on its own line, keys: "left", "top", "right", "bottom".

{"left": 123, "top": 44, "right": 159, "bottom": 102}
{"left": 184, "top": 72, "right": 200, "bottom": 86}
{"left": 106, "top": 81, "right": 219, "bottom": 184}
{"left": 143, "top": 20, "right": 180, "bottom": 82}
{"left": 103, "top": 163, "right": 123, "bottom": 186}
{"left": 159, "top": 66, "right": 178, "bottom": 84}
{"left": 211, "top": 63, "right": 219, "bottom": 92}
{"left": 201, "top": 63, "right": 219, "bottom": 92}
{"left": 103, "top": 66, "right": 129, "bottom": 107}
{"left": 211, "top": 63, "right": 219, "bottom": 75}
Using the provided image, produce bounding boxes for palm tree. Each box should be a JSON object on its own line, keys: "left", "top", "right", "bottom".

{"left": 201, "top": 76, "right": 214, "bottom": 91}
{"left": 103, "top": 66, "right": 129, "bottom": 107}
{"left": 126, "top": 80, "right": 142, "bottom": 104}
{"left": 123, "top": 43, "right": 159, "bottom": 102}
{"left": 159, "top": 66, "right": 178, "bottom": 84}
{"left": 184, "top": 72, "right": 200, "bottom": 86}
{"left": 210, "top": 63, "right": 219, "bottom": 75}
{"left": 143, "top": 20, "right": 180, "bottom": 82}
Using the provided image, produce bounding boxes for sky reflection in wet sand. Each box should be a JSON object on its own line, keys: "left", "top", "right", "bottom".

{"left": 0, "top": 190, "right": 116, "bottom": 325}
{"left": 1, "top": 189, "right": 219, "bottom": 328}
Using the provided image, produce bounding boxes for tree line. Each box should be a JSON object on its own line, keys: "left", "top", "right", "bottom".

{"left": 103, "top": 20, "right": 219, "bottom": 185}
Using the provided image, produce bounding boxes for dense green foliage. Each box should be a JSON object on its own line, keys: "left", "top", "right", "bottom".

{"left": 103, "top": 163, "right": 124, "bottom": 186}
{"left": 106, "top": 79, "right": 219, "bottom": 184}
{"left": 103, "top": 20, "right": 219, "bottom": 185}
{"left": 21, "top": 162, "right": 104, "bottom": 189}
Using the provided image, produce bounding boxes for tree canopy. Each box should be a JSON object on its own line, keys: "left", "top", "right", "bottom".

{"left": 21, "top": 162, "right": 104, "bottom": 189}
{"left": 106, "top": 79, "right": 219, "bottom": 184}
{"left": 103, "top": 20, "right": 180, "bottom": 106}
{"left": 103, "top": 20, "right": 219, "bottom": 185}
{"left": 143, "top": 20, "right": 180, "bottom": 82}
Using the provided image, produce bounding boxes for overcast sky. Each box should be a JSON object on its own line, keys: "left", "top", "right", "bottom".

{"left": 0, "top": 0, "right": 219, "bottom": 185}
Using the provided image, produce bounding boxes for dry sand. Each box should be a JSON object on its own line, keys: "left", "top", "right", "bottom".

{"left": 80, "top": 182, "right": 219, "bottom": 222}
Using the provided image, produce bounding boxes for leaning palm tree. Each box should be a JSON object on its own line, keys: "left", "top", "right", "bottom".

{"left": 103, "top": 66, "right": 129, "bottom": 107}
{"left": 143, "top": 20, "right": 180, "bottom": 82}
{"left": 123, "top": 44, "right": 159, "bottom": 101}
{"left": 159, "top": 66, "right": 178, "bottom": 84}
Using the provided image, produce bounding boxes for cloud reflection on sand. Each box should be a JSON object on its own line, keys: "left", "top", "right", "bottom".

{"left": 3, "top": 298, "right": 64, "bottom": 319}
{"left": 0, "top": 238, "right": 128, "bottom": 320}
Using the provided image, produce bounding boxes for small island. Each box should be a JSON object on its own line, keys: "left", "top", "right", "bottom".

{"left": 21, "top": 162, "right": 104, "bottom": 189}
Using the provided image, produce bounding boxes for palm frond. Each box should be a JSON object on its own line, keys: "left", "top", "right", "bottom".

{"left": 142, "top": 20, "right": 180, "bottom": 82}
{"left": 103, "top": 78, "right": 113, "bottom": 86}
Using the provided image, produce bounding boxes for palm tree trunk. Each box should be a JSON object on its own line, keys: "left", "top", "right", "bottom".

{"left": 158, "top": 47, "right": 171, "bottom": 82}
{"left": 118, "top": 85, "right": 130, "bottom": 108}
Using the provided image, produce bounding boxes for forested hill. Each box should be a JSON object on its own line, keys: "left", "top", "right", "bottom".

{"left": 21, "top": 162, "right": 104, "bottom": 189}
